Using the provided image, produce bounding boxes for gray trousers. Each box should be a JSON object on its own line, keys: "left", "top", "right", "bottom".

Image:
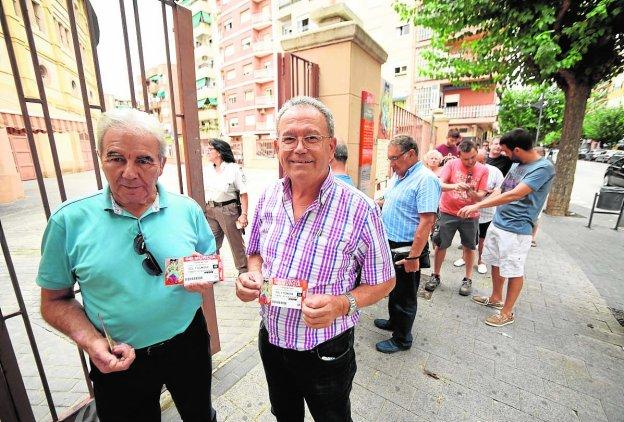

{"left": 205, "top": 202, "right": 247, "bottom": 273}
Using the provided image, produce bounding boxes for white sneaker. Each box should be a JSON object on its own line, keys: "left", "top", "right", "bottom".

{"left": 453, "top": 258, "right": 465, "bottom": 267}
{"left": 477, "top": 263, "right": 487, "bottom": 274}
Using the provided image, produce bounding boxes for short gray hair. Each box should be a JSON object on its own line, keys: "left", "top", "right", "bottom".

{"left": 334, "top": 143, "right": 348, "bottom": 162}
{"left": 390, "top": 134, "right": 419, "bottom": 156}
{"left": 276, "top": 96, "right": 335, "bottom": 137}
{"left": 96, "top": 108, "right": 166, "bottom": 156}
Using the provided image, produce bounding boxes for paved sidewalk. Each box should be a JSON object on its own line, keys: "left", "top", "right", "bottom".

{"left": 164, "top": 211, "right": 624, "bottom": 422}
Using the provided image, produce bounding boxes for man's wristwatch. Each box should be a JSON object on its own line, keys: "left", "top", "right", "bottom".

{"left": 343, "top": 292, "right": 358, "bottom": 316}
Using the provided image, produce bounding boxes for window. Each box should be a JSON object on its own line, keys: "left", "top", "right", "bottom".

{"left": 297, "top": 17, "right": 309, "bottom": 33}
{"left": 241, "top": 36, "right": 251, "bottom": 50}
{"left": 32, "top": 1, "right": 46, "bottom": 32}
{"left": 242, "top": 63, "right": 253, "bottom": 76}
{"left": 226, "top": 69, "right": 236, "bottom": 80}
{"left": 224, "top": 19, "right": 233, "bottom": 32}
{"left": 244, "top": 90, "right": 254, "bottom": 101}
{"left": 13, "top": 0, "right": 21, "bottom": 16}
{"left": 224, "top": 44, "right": 234, "bottom": 57}
{"left": 71, "top": 80, "right": 78, "bottom": 92}
{"left": 245, "top": 114, "right": 255, "bottom": 126}
{"left": 240, "top": 9, "right": 250, "bottom": 23}
{"left": 228, "top": 94, "right": 237, "bottom": 104}
{"left": 282, "top": 23, "right": 292, "bottom": 36}
{"left": 444, "top": 94, "right": 459, "bottom": 108}
{"left": 416, "top": 26, "right": 433, "bottom": 41}
{"left": 394, "top": 65, "right": 407, "bottom": 76}
{"left": 39, "top": 65, "right": 49, "bottom": 84}
{"left": 230, "top": 117, "right": 239, "bottom": 127}
{"left": 396, "top": 25, "right": 409, "bottom": 36}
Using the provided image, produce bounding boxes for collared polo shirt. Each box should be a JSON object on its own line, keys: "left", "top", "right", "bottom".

{"left": 382, "top": 161, "right": 441, "bottom": 242}
{"left": 36, "top": 183, "right": 216, "bottom": 349}
{"left": 204, "top": 161, "right": 247, "bottom": 203}
{"left": 247, "top": 170, "right": 395, "bottom": 351}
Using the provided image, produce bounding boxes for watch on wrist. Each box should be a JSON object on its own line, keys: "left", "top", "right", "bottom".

{"left": 344, "top": 292, "right": 358, "bottom": 316}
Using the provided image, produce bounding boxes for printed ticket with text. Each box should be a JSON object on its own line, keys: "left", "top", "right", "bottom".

{"left": 164, "top": 254, "right": 223, "bottom": 286}
{"left": 259, "top": 278, "right": 308, "bottom": 309}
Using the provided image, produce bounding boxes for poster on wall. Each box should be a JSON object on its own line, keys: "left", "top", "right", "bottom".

{"left": 358, "top": 91, "right": 375, "bottom": 192}
{"left": 378, "top": 80, "right": 393, "bottom": 140}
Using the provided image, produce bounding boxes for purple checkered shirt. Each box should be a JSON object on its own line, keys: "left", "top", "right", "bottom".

{"left": 247, "top": 171, "right": 395, "bottom": 351}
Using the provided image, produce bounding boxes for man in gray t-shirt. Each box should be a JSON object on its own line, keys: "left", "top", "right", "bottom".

{"left": 458, "top": 128, "right": 555, "bottom": 328}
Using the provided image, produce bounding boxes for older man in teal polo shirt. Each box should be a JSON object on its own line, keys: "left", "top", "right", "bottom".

{"left": 36, "top": 108, "right": 218, "bottom": 422}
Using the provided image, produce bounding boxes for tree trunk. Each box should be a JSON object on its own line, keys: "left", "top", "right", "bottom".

{"left": 545, "top": 80, "right": 591, "bottom": 216}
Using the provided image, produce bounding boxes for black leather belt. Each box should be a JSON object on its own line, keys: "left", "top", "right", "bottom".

{"left": 206, "top": 199, "right": 237, "bottom": 207}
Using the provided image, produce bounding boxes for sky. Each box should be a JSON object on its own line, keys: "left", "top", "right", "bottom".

{"left": 91, "top": 0, "right": 176, "bottom": 99}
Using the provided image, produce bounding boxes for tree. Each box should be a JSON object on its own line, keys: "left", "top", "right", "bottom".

{"left": 583, "top": 107, "right": 624, "bottom": 147}
{"left": 498, "top": 85, "right": 564, "bottom": 143}
{"left": 395, "top": 0, "right": 624, "bottom": 215}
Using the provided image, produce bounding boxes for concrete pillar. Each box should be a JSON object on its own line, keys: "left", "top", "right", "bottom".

{"left": 431, "top": 109, "right": 449, "bottom": 148}
{"left": 281, "top": 3, "right": 387, "bottom": 197}
{"left": 0, "top": 128, "right": 25, "bottom": 203}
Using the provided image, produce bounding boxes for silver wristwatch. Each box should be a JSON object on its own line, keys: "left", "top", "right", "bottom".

{"left": 344, "top": 292, "right": 358, "bottom": 316}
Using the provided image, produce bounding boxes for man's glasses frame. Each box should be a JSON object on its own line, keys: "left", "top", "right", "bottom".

{"left": 134, "top": 233, "right": 163, "bottom": 276}
{"left": 387, "top": 149, "right": 413, "bottom": 162}
{"left": 278, "top": 135, "right": 332, "bottom": 150}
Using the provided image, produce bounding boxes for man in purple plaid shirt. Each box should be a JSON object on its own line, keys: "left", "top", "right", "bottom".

{"left": 235, "top": 96, "right": 395, "bottom": 422}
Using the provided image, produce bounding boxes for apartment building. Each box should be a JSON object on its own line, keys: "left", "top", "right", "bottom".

{"left": 0, "top": 0, "right": 99, "bottom": 203}
{"left": 184, "top": 0, "right": 221, "bottom": 142}
{"left": 276, "top": 0, "right": 415, "bottom": 105}
{"left": 410, "top": 27, "right": 498, "bottom": 143}
{"left": 216, "top": 0, "right": 276, "bottom": 159}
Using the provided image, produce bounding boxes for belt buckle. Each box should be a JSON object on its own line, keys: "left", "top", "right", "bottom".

{"left": 207, "top": 201, "right": 215, "bottom": 208}
{"left": 145, "top": 341, "right": 166, "bottom": 356}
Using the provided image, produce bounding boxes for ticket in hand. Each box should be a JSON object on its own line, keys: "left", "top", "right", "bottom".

{"left": 259, "top": 277, "right": 308, "bottom": 309}
{"left": 164, "top": 254, "right": 223, "bottom": 286}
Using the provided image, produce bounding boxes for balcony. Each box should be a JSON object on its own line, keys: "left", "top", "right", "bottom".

{"left": 255, "top": 95, "right": 274, "bottom": 107}
{"left": 254, "top": 68, "right": 273, "bottom": 83}
{"left": 197, "top": 86, "right": 218, "bottom": 99}
{"left": 198, "top": 108, "right": 219, "bottom": 121}
{"left": 194, "top": 43, "right": 212, "bottom": 58}
{"left": 443, "top": 104, "right": 499, "bottom": 120}
{"left": 253, "top": 40, "right": 273, "bottom": 57}
{"left": 196, "top": 65, "right": 216, "bottom": 80}
{"left": 252, "top": 13, "right": 272, "bottom": 30}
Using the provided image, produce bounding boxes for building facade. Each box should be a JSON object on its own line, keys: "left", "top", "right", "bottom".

{"left": 216, "top": 0, "right": 276, "bottom": 164}
{"left": 0, "top": 0, "right": 99, "bottom": 203}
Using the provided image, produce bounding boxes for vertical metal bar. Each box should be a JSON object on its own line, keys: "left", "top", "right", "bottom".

{"left": 0, "top": 0, "right": 51, "bottom": 219}
{"left": 85, "top": 1, "right": 106, "bottom": 113}
{"left": 132, "top": 0, "right": 150, "bottom": 112}
{"left": 587, "top": 193, "right": 598, "bottom": 228}
{"left": 0, "top": 219, "right": 57, "bottom": 421}
{"left": 77, "top": 348, "right": 94, "bottom": 397}
{"left": 173, "top": 4, "right": 221, "bottom": 355}
{"left": 17, "top": 0, "right": 67, "bottom": 202}
{"left": 66, "top": 0, "right": 102, "bottom": 190}
{"left": 162, "top": 2, "right": 184, "bottom": 194}
{"left": 119, "top": 0, "right": 137, "bottom": 108}
{"left": 613, "top": 196, "right": 624, "bottom": 230}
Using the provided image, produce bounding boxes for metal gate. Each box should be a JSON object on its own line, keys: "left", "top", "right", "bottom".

{"left": 276, "top": 52, "right": 320, "bottom": 109}
{"left": 0, "top": 0, "right": 218, "bottom": 420}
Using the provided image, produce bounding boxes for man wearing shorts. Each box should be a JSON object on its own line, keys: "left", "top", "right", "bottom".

{"left": 426, "top": 140, "right": 489, "bottom": 296}
{"left": 458, "top": 128, "right": 555, "bottom": 327}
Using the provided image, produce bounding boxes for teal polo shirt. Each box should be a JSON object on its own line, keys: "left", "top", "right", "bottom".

{"left": 36, "top": 183, "right": 216, "bottom": 349}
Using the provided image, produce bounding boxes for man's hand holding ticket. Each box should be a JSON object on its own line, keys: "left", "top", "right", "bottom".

{"left": 165, "top": 254, "right": 223, "bottom": 292}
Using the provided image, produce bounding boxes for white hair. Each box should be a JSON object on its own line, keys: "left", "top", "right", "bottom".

{"left": 276, "top": 96, "right": 335, "bottom": 137}
{"left": 96, "top": 108, "right": 166, "bottom": 156}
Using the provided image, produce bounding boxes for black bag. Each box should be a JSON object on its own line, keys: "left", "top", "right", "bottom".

{"left": 391, "top": 242, "right": 431, "bottom": 269}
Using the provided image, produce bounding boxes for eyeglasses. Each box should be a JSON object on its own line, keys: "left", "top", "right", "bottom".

{"left": 278, "top": 135, "right": 332, "bottom": 150}
{"left": 134, "top": 233, "right": 163, "bottom": 276}
{"left": 387, "top": 149, "right": 411, "bottom": 162}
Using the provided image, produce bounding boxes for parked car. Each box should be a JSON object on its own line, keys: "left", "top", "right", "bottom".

{"left": 587, "top": 149, "right": 606, "bottom": 161}
{"left": 604, "top": 157, "right": 624, "bottom": 187}
{"left": 578, "top": 148, "right": 589, "bottom": 159}
{"left": 607, "top": 151, "right": 624, "bottom": 164}
{"left": 596, "top": 150, "right": 618, "bottom": 163}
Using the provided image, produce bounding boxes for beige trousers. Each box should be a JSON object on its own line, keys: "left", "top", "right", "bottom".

{"left": 204, "top": 202, "right": 247, "bottom": 273}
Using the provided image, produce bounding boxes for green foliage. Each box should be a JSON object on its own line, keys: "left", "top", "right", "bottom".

{"left": 543, "top": 130, "right": 561, "bottom": 147}
{"left": 393, "top": 0, "right": 624, "bottom": 89}
{"left": 498, "top": 85, "right": 564, "bottom": 143}
{"left": 583, "top": 107, "right": 624, "bottom": 146}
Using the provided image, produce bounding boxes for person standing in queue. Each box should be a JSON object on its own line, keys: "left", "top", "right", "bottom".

{"left": 204, "top": 139, "right": 249, "bottom": 274}
{"left": 235, "top": 96, "right": 395, "bottom": 421}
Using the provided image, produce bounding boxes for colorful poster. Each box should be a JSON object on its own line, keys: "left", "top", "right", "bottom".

{"left": 378, "top": 80, "right": 393, "bottom": 140}
{"left": 359, "top": 91, "right": 375, "bottom": 192}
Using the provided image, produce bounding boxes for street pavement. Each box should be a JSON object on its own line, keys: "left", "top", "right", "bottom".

{"left": 2, "top": 160, "right": 623, "bottom": 421}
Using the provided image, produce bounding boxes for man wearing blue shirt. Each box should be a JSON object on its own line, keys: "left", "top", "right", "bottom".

{"left": 331, "top": 143, "right": 354, "bottom": 185}
{"left": 375, "top": 135, "right": 441, "bottom": 353}
{"left": 37, "top": 109, "right": 218, "bottom": 421}
{"left": 458, "top": 128, "right": 555, "bottom": 327}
